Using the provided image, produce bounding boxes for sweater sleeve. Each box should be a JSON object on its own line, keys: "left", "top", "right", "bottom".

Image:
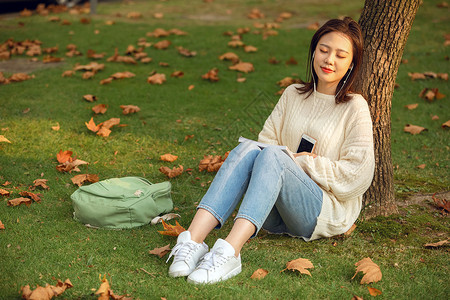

{"left": 257, "top": 87, "right": 289, "bottom": 145}
{"left": 296, "top": 103, "right": 375, "bottom": 202}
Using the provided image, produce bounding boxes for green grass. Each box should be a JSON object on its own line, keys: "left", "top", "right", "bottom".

{"left": 0, "top": 0, "right": 449, "bottom": 299}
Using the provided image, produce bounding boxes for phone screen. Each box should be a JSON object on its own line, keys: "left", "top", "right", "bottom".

{"left": 297, "top": 138, "right": 314, "bottom": 153}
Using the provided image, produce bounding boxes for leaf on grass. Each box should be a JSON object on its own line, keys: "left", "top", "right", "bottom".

{"left": 51, "top": 122, "right": 60, "bottom": 131}
{"left": 416, "top": 164, "right": 426, "bottom": 169}
{"left": 33, "top": 179, "right": 49, "bottom": 190}
{"left": 85, "top": 117, "right": 101, "bottom": 133}
{"left": 159, "top": 165, "right": 184, "bottom": 178}
{"left": 19, "top": 191, "right": 42, "bottom": 202}
{"left": 147, "top": 73, "right": 166, "bottom": 84}
{"left": 171, "top": 71, "right": 184, "bottom": 78}
{"left": 277, "top": 76, "right": 300, "bottom": 87}
{"left": 153, "top": 40, "right": 172, "bottom": 50}
{"left": 351, "top": 257, "right": 382, "bottom": 284}
{"left": 110, "top": 71, "right": 136, "bottom": 79}
{"left": 0, "top": 220, "right": 4, "bottom": 230}
{"left": 0, "top": 135, "right": 11, "bottom": 143}
{"left": 250, "top": 268, "right": 268, "bottom": 280}
{"left": 442, "top": 120, "right": 450, "bottom": 128}
{"left": 282, "top": 258, "right": 314, "bottom": 276}
{"left": 149, "top": 244, "right": 171, "bottom": 258}
{"left": 0, "top": 188, "right": 10, "bottom": 197}
{"left": 160, "top": 153, "right": 178, "bottom": 162}
{"left": 202, "top": 68, "right": 219, "bottom": 82}
{"left": 368, "top": 287, "right": 382, "bottom": 296}
{"left": 423, "top": 239, "right": 449, "bottom": 248}
{"left": 229, "top": 62, "right": 254, "bottom": 73}
{"left": 244, "top": 45, "right": 258, "bottom": 53}
{"left": 101, "top": 118, "right": 121, "bottom": 129}
{"left": 127, "top": 11, "right": 142, "bottom": 19}
{"left": 92, "top": 104, "right": 107, "bottom": 114}
{"left": 7, "top": 197, "right": 32, "bottom": 207}
{"left": 61, "top": 70, "right": 74, "bottom": 77}
{"left": 57, "top": 150, "right": 73, "bottom": 163}
{"left": 344, "top": 224, "right": 357, "bottom": 236}
{"left": 404, "top": 124, "right": 427, "bottom": 135}
{"left": 405, "top": 103, "right": 418, "bottom": 110}
{"left": 71, "top": 174, "right": 99, "bottom": 187}
{"left": 74, "top": 62, "right": 104, "bottom": 72}
{"left": 199, "top": 152, "right": 229, "bottom": 172}
{"left": 9, "top": 73, "right": 33, "bottom": 82}
{"left": 21, "top": 278, "right": 73, "bottom": 300}
{"left": 177, "top": 46, "right": 197, "bottom": 57}
{"left": 120, "top": 105, "right": 141, "bottom": 115}
{"left": 432, "top": 193, "right": 450, "bottom": 212}
{"left": 83, "top": 94, "right": 97, "bottom": 102}
{"left": 158, "top": 220, "right": 186, "bottom": 236}
{"left": 219, "top": 52, "right": 239, "bottom": 63}
{"left": 56, "top": 159, "right": 88, "bottom": 173}
{"left": 95, "top": 275, "right": 132, "bottom": 300}
{"left": 307, "top": 22, "right": 320, "bottom": 30}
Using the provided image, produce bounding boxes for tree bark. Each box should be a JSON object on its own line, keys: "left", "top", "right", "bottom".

{"left": 355, "top": 0, "right": 420, "bottom": 218}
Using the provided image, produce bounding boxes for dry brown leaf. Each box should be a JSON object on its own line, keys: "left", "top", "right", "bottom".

{"left": 56, "top": 159, "right": 88, "bottom": 173}
{"left": 158, "top": 220, "right": 186, "bottom": 236}
{"left": 286, "top": 56, "right": 298, "bottom": 65}
{"left": 71, "top": 174, "right": 99, "bottom": 187}
{"left": 83, "top": 94, "right": 97, "bottom": 102}
{"left": 219, "top": 52, "right": 240, "bottom": 63}
{"left": 149, "top": 244, "right": 171, "bottom": 258}
{"left": 101, "top": 118, "right": 120, "bottom": 129}
{"left": 160, "top": 153, "right": 178, "bottom": 162}
{"left": 21, "top": 279, "right": 73, "bottom": 300}
{"left": 33, "top": 179, "right": 49, "bottom": 190}
{"left": 154, "top": 40, "right": 172, "bottom": 50}
{"left": 202, "top": 68, "right": 219, "bottom": 82}
{"left": 247, "top": 8, "right": 264, "bottom": 19}
{"left": 307, "top": 22, "right": 320, "bottom": 30}
{"left": 416, "top": 164, "right": 426, "bottom": 169}
{"left": 95, "top": 275, "right": 131, "bottom": 300}
{"left": 282, "top": 258, "right": 314, "bottom": 276}
{"left": 250, "top": 268, "right": 268, "bottom": 280}
{"left": 74, "top": 62, "right": 104, "bottom": 72}
{"left": 352, "top": 257, "right": 382, "bottom": 284}
{"left": 442, "top": 120, "right": 450, "bottom": 128}
{"left": 404, "top": 124, "right": 427, "bottom": 135}
{"left": 171, "top": 71, "right": 184, "bottom": 78}
{"left": 20, "top": 191, "right": 42, "bottom": 202}
{"left": 228, "top": 40, "right": 244, "bottom": 48}
{"left": 9, "top": 73, "right": 32, "bottom": 82}
{"left": 0, "top": 135, "right": 11, "bottom": 143}
{"left": 229, "top": 62, "right": 254, "bottom": 73}
{"left": 244, "top": 45, "right": 258, "bottom": 53}
{"left": 147, "top": 28, "right": 170, "bottom": 37}
{"left": 7, "top": 197, "right": 32, "bottom": 207}
{"left": 100, "top": 77, "right": 113, "bottom": 85}
{"left": 405, "top": 103, "right": 418, "bottom": 110}
{"left": 61, "top": 70, "right": 74, "bottom": 77}
{"left": 368, "top": 287, "right": 382, "bottom": 296}
{"left": 92, "top": 104, "right": 107, "bottom": 114}
{"left": 127, "top": 11, "right": 142, "bottom": 19}
{"left": 159, "top": 165, "right": 184, "bottom": 178}
{"left": 408, "top": 72, "right": 426, "bottom": 80}
{"left": 184, "top": 134, "right": 194, "bottom": 141}
{"left": 0, "top": 188, "right": 10, "bottom": 197}
{"left": 177, "top": 46, "right": 197, "bottom": 57}
{"left": 199, "top": 152, "right": 229, "bottom": 172}
{"left": 51, "top": 122, "right": 60, "bottom": 131}
{"left": 97, "top": 127, "right": 111, "bottom": 137}
{"left": 154, "top": 12, "right": 164, "bottom": 19}
{"left": 188, "top": 84, "right": 195, "bottom": 90}
{"left": 344, "top": 224, "right": 357, "bottom": 236}
{"left": 147, "top": 73, "right": 167, "bottom": 85}
{"left": 85, "top": 117, "right": 101, "bottom": 133}
{"left": 277, "top": 76, "right": 300, "bottom": 87}
{"left": 110, "top": 71, "right": 135, "bottom": 79}
{"left": 120, "top": 105, "right": 141, "bottom": 115}
{"left": 423, "top": 239, "right": 449, "bottom": 248}
{"left": 432, "top": 193, "right": 450, "bottom": 212}
{"left": 56, "top": 150, "right": 73, "bottom": 163}
{"left": 0, "top": 220, "right": 4, "bottom": 230}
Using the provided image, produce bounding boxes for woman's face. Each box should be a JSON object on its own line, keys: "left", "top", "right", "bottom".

{"left": 313, "top": 31, "right": 354, "bottom": 94}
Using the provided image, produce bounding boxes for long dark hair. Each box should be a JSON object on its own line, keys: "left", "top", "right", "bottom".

{"left": 297, "top": 17, "right": 364, "bottom": 104}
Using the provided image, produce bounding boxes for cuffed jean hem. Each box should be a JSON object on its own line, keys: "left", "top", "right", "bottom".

{"left": 234, "top": 214, "right": 262, "bottom": 237}
{"left": 197, "top": 203, "right": 225, "bottom": 229}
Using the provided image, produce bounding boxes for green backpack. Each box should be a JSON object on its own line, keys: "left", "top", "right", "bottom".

{"left": 71, "top": 177, "right": 173, "bottom": 229}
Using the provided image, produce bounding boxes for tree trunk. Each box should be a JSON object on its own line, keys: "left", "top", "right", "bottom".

{"left": 355, "top": 0, "right": 420, "bottom": 218}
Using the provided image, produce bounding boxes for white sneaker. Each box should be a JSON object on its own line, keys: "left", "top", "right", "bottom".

{"left": 166, "top": 231, "right": 209, "bottom": 277}
{"left": 187, "top": 239, "right": 242, "bottom": 284}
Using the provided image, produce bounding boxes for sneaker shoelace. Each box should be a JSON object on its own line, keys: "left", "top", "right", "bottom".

{"left": 166, "top": 241, "right": 198, "bottom": 263}
{"left": 197, "top": 247, "right": 228, "bottom": 271}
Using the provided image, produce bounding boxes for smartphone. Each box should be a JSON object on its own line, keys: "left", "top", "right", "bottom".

{"left": 296, "top": 134, "right": 317, "bottom": 153}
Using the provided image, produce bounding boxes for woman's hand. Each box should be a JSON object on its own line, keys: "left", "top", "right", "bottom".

{"left": 293, "top": 152, "right": 318, "bottom": 159}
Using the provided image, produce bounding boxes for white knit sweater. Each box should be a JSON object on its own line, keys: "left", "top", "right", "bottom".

{"left": 258, "top": 84, "right": 375, "bottom": 240}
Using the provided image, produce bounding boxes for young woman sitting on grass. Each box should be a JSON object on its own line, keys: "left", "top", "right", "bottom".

{"left": 166, "top": 16, "right": 375, "bottom": 284}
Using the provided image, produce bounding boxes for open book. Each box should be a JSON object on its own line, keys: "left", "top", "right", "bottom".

{"left": 238, "top": 136, "right": 296, "bottom": 160}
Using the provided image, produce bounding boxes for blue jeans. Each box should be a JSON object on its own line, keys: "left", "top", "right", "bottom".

{"left": 197, "top": 141, "right": 323, "bottom": 239}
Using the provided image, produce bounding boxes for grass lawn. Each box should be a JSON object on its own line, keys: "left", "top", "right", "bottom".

{"left": 0, "top": 0, "right": 448, "bottom": 299}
